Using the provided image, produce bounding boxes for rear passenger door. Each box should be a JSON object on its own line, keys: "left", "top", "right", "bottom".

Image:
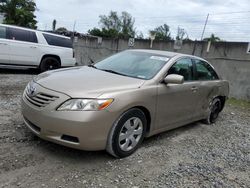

{"left": 7, "top": 27, "right": 40, "bottom": 66}
{"left": 0, "top": 26, "right": 10, "bottom": 64}
{"left": 192, "top": 59, "right": 221, "bottom": 116}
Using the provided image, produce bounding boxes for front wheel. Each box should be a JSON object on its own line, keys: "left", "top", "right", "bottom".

{"left": 204, "top": 98, "right": 222, "bottom": 124}
{"left": 106, "top": 108, "right": 147, "bottom": 158}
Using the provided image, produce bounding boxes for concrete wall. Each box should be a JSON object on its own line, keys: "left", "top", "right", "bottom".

{"left": 74, "top": 37, "right": 250, "bottom": 101}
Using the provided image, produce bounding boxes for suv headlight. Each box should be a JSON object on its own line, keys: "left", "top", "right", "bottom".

{"left": 57, "top": 99, "right": 113, "bottom": 111}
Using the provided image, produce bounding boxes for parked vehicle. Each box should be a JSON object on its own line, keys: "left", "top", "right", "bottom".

{"left": 21, "top": 50, "right": 229, "bottom": 158}
{"left": 0, "top": 24, "right": 76, "bottom": 72}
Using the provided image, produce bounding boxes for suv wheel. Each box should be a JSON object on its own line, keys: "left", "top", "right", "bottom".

{"left": 106, "top": 108, "right": 147, "bottom": 158}
{"left": 40, "top": 57, "right": 60, "bottom": 72}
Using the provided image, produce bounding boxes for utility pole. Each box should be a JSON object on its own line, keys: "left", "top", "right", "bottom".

{"left": 72, "top": 20, "right": 77, "bottom": 38}
{"left": 73, "top": 20, "right": 76, "bottom": 32}
{"left": 149, "top": 31, "right": 156, "bottom": 49}
{"left": 201, "top": 13, "right": 209, "bottom": 41}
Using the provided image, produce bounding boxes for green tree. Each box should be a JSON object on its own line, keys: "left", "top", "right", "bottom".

{"left": 136, "top": 31, "right": 144, "bottom": 39}
{"left": 120, "top": 11, "right": 135, "bottom": 38}
{"left": 88, "top": 11, "right": 135, "bottom": 39}
{"left": 150, "top": 24, "right": 171, "bottom": 40}
{"left": 0, "top": 0, "right": 37, "bottom": 29}
{"left": 99, "top": 11, "right": 121, "bottom": 31}
{"left": 56, "top": 27, "right": 68, "bottom": 32}
{"left": 203, "top": 33, "right": 221, "bottom": 42}
{"left": 176, "top": 27, "right": 187, "bottom": 40}
{"left": 88, "top": 27, "right": 103, "bottom": 36}
{"left": 88, "top": 27, "right": 119, "bottom": 38}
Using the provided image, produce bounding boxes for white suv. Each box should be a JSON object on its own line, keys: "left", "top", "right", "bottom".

{"left": 0, "top": 24, "right": 76, "bottom": 72}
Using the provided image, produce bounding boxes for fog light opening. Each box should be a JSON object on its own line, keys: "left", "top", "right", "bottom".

{"left": 61, "top": 135, "right": 79, "bottom": 143}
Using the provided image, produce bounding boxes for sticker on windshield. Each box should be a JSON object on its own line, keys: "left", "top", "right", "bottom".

{"left": 137, "top": 75, "right": 146, "bottom": 79}
{"left": 150, "top": 56, "right": 169, "bottom": 62}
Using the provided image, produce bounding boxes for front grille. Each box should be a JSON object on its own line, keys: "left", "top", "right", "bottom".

{"left": 25, "top": 91, "right": 59, "bottom": 108}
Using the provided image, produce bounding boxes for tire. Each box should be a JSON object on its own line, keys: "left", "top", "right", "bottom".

{"left": 204, "top": 98, "right": 222, "bottom": 124}
{"left": 106, "top": 108, "right": 147, "bottom": 158}
{"left": 40, "top": 57, "right": 60, "bottom": 72}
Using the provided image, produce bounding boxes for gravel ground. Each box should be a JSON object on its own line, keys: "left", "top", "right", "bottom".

{"left": 0, "top": 68, "right": 249, "bottom": 188}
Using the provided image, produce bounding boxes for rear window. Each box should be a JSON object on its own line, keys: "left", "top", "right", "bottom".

{"left": 7, "top": 27, "right": 38, "bottom": 43}
{"left": 193, "top": 59, "right": 219, "bottom": 80}
{"left": 43, "top": 33, "right": 72, "bottom": 48}
{"left": 0, "top": 26, "right": 6, "bottom": 39}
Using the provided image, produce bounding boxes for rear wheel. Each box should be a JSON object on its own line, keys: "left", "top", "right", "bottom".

{"left": 204, "top": 98, "right": 222, "bottom": 124}
{"left": 40, "top": 57, "right": 60, "bottom": 72}
{"left": 106, "top": 108, "right": 147, "bottom": 158}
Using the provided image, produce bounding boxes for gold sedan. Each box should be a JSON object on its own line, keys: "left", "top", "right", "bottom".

{"left": 21, "top": 50, "right": 229, "bottom": 158}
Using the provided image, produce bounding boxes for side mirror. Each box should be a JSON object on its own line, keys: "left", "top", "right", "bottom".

{"left": 164, "top": 74, "right": 184, "bottom": 84}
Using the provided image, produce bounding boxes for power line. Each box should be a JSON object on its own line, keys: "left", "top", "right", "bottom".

{"left": 211, "top": 10, "right": 250, "bottom": 15}
{"left": 134, "top": 10, "right": 250, "bottom": 20}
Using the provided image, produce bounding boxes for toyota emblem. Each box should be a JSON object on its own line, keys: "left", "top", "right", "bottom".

{"left": 27, "top": 84, "right": 37, "bottom": 97}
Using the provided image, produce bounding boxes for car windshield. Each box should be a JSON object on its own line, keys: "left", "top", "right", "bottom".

{"left": 95, "top": 51, "right": 170, "bottom": 80}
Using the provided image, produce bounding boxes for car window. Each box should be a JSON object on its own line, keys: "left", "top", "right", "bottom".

{"left": 7, "top": 27, "right": 38, "bottom": 43}
{"left": 168, "top": 58, "right": 194, "bottom": 81}
{"left": 193, "top": 59, "right": 219, "bottom": 80}
{"left": 0, "top": 26, "right": 6, "bottom": 39}
{"left": 42, "top": 33, "right": 73, "bottom": 48}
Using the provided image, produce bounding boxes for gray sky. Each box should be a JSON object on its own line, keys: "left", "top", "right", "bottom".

{"left": 35, "top": 0, "right": 250, "bottom": 41}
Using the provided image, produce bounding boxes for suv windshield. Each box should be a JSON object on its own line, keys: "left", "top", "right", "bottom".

{"left": 95, "top": 51, "right": 170, "bottom": 80}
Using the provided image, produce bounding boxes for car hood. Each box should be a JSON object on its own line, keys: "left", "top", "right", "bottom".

{"left": 34, "top": 66, "right": 145, "bottom": 98}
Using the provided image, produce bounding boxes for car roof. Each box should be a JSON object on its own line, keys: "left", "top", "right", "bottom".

{"left": 127, "top": 49, "right": 179, "bottom": 57}
{"left": 0, "top": 23, "right": 70, "bottom": 39}
{"left": 127, "top": 49, "right": 206, "bottom": 61}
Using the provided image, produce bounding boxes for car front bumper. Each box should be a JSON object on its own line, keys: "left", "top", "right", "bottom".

{"left": 21, "top": 83, "right": 117, "bottom": 151}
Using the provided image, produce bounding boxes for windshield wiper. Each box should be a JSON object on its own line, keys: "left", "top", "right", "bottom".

{"left": 100, "top": 69, "right": 127, "bottom": 76}
{"left": 88, "top": 56, "right": 95, "bottom": 64}
{"left": 88, "top": 64, "right": 97, "bottom": 69}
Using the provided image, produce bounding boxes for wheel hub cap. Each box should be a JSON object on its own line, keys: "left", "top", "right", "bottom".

{"left": 118, "top": 117, "right": 143, "bottom": 152}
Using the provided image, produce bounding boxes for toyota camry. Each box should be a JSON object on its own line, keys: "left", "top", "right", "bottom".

{"left": 21, "top": 50, "right": 229, "bottom": 158}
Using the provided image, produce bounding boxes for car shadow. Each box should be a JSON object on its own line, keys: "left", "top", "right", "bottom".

{"left": 142, "top": 121, "right": 203, "bottom": 145}
{"left": 0, "top": 68, "right": 40, "bottom": 75}
{"left": 34, "top": 137, "right": 113, "bottom": 163}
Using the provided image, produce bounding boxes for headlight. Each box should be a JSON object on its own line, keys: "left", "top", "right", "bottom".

{"left": 57, "top": 99, "right": 114, "bottom": 111}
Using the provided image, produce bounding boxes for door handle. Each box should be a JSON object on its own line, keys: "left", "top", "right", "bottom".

{"left": 191, "top": 86, "right": 198, "bottom": 92}
{"left": 30, "top": 46, "right": 37, "bottom": 49}
{"left": 0, "top": 43, "right": 7, "bottom": 45}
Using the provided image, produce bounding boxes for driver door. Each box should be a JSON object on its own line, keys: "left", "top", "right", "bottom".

{"left": 156, "top": 58, "right": 200, "bottom": 130}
